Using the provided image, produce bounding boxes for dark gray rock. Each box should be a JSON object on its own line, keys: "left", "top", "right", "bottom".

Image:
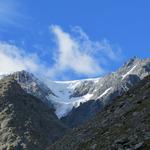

{"left": 47, "top": 74, "right": 150, "bottom": 150}
{"left": 0, "top": 76, "right": 68, "bottom": 150}
{"left": 61, "top": 58, "right": 150, "bottom": 127}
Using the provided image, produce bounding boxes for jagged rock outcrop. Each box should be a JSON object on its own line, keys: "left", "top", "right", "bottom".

{"left": 11, "top": 71, "right": 55, "bottom": 107}
{"left": 61, "top": 57, "right": 150, "bottom": 127}
{"left": 0, "top": 76, "right": 68, "bottom": 150}
{"left": 0, "top": 58, "right": 150, "bottom": 128}
{"left": 47, "top": 74, "right": 150, "bottom": 150}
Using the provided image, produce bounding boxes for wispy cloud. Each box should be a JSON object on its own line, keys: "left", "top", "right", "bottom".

{"left": 49, "top": 25, "right": 121, "bottom": 78}
{"left": 0, "top": 42, "right": 40, "bottom": 75}
{"left": 0, "top": 25, "right": 122, "bottom": 80}
{"left": 0, "top": 0, "right": 25, "bottom": 30}
{"left": 50, "top": 25, "right": 102, "bottom": 76}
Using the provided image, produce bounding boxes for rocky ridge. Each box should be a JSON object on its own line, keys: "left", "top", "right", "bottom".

{"left": 0, "top": 57, "right": 150, "bottom": 128}
{"left": 61, "top": 57, "right": 150, "bottom": 127}
{"left": 47, "top": 74, "right": 150, "bottom": 150}
{"left": 0, "top": 76, "right": 68, "bottom": 150}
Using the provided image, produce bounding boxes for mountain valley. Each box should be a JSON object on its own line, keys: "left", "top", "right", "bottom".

{"left": 0, "top": 57, "right": 150, "bottom": 150}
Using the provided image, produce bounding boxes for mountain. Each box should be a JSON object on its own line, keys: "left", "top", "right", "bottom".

{"left": 60, "top": 57, "right": 150, "bottom": 127}
{"left": 0, "top": 57, "right": 150, "bottom": 149}
{"left": 1, "top": 57, "right": 150, "bottom": 128}
{"left": 0, "top": 76, "right": 68, "bottom": 150}
{"left": 11, "top": 71, "right": 55, "bottom": 107}
{"left": 47, "top": 74, "right": 150, "bottom": 150}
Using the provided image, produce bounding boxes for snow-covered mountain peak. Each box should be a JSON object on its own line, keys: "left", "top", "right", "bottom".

{"left": 50, "top": 57, "right": 150, "bottom": 117}
{"left": 0, "top": 58, "right": 150, "bottom": 118}
{"left": 3, "top": 70, "right": 55, "bottom": 108}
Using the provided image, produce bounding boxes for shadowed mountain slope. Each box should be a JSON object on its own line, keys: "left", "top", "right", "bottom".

{"left": 0, "top": 76, "right": 68, "bottom": 150}
{"left": 4, "top": 58, "right": 150, "bottom": 129}
{"left": 47, "top": 74, "right": 150, "bottom": 150}
{"left": 61, "top": 57, "right": 150, "bottom": 127}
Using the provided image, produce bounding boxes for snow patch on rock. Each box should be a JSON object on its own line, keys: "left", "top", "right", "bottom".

{"left": 122, "top": 65, "right": 137, "bottom": 80}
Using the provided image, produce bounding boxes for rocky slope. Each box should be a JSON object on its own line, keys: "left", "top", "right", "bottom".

{"left": 11, "top": 71, "right": 55, "bottom": 107}
{"left": 47, "top": 74, "right": 150, "bottom": 150}
{"left": 0, "top": 76, "right": 68, "bottom": 150}
{"left": 1, "top": 57, "right": 150, "bottom": 128}
{"left": 61, "top": 57, "right": 150, "bottom": 127}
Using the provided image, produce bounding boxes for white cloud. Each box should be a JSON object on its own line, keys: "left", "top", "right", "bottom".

{"left": 50, "top": 25, "right": 102, "bottom": 76}
{"left": 0, "top": 42, "right": 55, "bottom": 81}
{"left": 0, "top": 25, "right": 122, "bottom": 80}
{"left": 50, "top": 25, "right": 121, "bottom": 78}
{"left": 0, "top": 0, "right": 25, "bottom": 29}
{"left": 0, "top": 42, "right": 39, "bottom": 75}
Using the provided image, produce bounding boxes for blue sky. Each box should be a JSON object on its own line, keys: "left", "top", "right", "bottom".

{"left": 0, "top": 0, "right": 150, "bottom": 80}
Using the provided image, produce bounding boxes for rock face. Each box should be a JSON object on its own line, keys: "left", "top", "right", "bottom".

{"left": 61, "top": 57, "right": 150, "bottom": 127}
{"left": 61, "top": 100, "right": 103, "bottom": 128}
{"left": 47, "top": 74, "right": 150, "bottom": 150}
{"left": 11, "top": 71, "right": 55, "bottom": 107}
{"left": 1, "top": 57, "right": 150, "bottom": 128}
{"left": 0, "top": 76, "right": 68, "bottom": 150}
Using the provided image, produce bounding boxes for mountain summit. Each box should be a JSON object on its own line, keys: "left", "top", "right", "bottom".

{"left": 60, "top": 57, "right": 150, "bottom": 127}
{"left": 0, "top": 57, "right": 150, "bottom": 127}
{"left": 47, "top": 73, "right": 150, "bottom": 150}
{"left": 0, "top": 57, "right": 150, "bottom": 150}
